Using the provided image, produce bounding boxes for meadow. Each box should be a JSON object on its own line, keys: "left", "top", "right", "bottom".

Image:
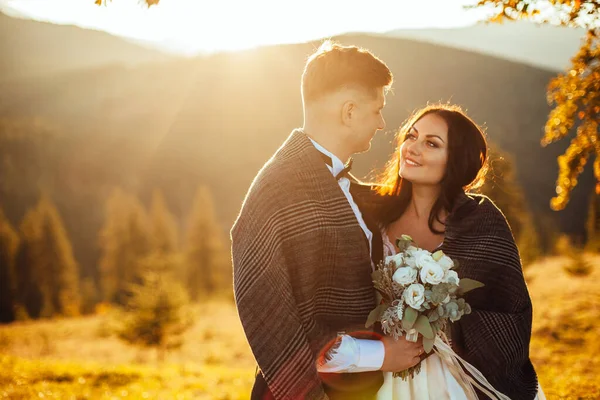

{"left": 0, "top": 255, "right": 598, "bottom": 399}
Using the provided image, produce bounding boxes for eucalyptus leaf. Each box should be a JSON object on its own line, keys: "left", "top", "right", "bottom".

{"left": 414, "top": 315, "right": 434, "bottom": 339}
{"left": 402, "top": 306, "right": 418, "bottom": 330}
{"left": 365, "top": 304, "right": 388, "bottom": 328}
{"left": 423, "top": 336, "right": 435, "bottom": 353}
{"left": 428, "top": 311, "right": 439, "bottom": 322}
{"left": 458, "top": 278, "right": 485, "bottom": 294}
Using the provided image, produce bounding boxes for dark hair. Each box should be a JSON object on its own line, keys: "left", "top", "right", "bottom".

{"left": 301, "top": 40, "right": 393, "bottom": 103}
{"left": 374, "top": 104, "right": 488, "bottom": 234}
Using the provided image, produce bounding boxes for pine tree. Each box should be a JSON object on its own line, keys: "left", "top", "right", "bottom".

{"left": 99, "top": 188, "right": 151, "bottom": 305}
{"left": 18, "top": 196, "right": 80, "bottom": 318}
{"left": 184, "top": 186, "right": 229, "bottom": 300}
{"left": 149, "top": 189, "right": 179, "bottom": 255}
{"left": 0, "top": 207, "right": 20, "bottom": 322}
{"left": 117, "top": 254, "right": 191, "bottom": 362}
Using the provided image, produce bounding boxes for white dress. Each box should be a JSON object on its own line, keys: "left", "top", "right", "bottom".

{"left": 377, "top": 232, "right": 546, "bottom": 400}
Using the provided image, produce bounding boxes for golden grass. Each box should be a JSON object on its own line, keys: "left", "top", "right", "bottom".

{"left": 0, "top": 256, "right": 598, "bottom": 399}
{"left": 526, "top": 254, "right": 600, "bottom": 400}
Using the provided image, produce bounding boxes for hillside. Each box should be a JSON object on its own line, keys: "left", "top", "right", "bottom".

{"left": 387, "top": 20, "right": 586, "bottom": 71}
{"left": 0, "top": 30, "right": 596, "bottom": 279}
{"left": 0, "top": 12, "right": 174, "bottom": 82}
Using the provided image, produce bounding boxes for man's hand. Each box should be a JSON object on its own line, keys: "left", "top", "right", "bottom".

{"left": 379, "top": 335, "right": 424, "bottom": 372}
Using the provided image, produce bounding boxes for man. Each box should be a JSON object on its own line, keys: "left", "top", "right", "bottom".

{"left": 231, "top": 41, "right": 424, "bottom": 400}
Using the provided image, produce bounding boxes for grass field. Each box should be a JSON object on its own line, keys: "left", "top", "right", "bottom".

{"left": 0, "top": 255, "right": 598, "bottom": 399}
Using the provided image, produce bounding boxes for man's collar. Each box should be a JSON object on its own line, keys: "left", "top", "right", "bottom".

{"left": 308, "top": 137, "right": 346, "bottom": 178}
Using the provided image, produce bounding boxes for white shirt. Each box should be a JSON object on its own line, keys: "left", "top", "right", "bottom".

{"left": 309, "top": 138, "right": 385, "bottom": 373}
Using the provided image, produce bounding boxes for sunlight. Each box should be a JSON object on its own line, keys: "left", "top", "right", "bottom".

{"left": 0, "top": 0, "right": 492, "bottom": 55}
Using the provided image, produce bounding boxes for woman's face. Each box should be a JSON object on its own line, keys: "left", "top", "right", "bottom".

{"left": 399, "top": 113, "right": 449, "bottom": 186}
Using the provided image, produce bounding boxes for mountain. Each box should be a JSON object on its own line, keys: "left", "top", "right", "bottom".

{"left": 386, "top": 20, "right": 586, "bottom": 71}
{"left": 0, "top": 30, "right": 595, "bottom": 278}
{"left": 0, "top": 12, "right": 174, "bottom": 82}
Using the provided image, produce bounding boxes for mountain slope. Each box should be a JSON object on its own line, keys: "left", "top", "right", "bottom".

{"left": 0, "top": 12, "right": 174, "bottom": 82}
{"left": 0, "top": 32, "right": 594, "bottom": 278}
{"left": 387, "top": 20, "right": 586, "bottom": 71}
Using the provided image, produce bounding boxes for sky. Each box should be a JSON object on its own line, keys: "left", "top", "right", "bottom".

{"left": 0, "top": 0, "right": 495, "bottom": 55}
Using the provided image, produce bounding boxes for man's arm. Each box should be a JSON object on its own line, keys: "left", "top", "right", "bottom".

{"left": 232, "top": 204, "right": 329, "bottom": 400}
{"left": 318, "top": 336, "right": 424, "bottom": 373}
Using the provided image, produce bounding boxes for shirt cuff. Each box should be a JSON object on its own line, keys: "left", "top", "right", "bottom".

{"left": 354, "top": 337, "right": 385, "bottom": 372}
{"left": 317, "top": 335, "right": 384, "bottom": 373}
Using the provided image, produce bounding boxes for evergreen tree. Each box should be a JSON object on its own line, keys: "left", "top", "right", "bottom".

{"left": 18, "top": 196, "right": 80, "bottom": 318}
{"left": 117, "top": 254, "right": 191, "bottom": 362}
{"left": 99, "top": 188, "right": 151, "bottom": 305}
{"left": 184, "top": 186, "right": 229, "bottom": 300}
{"left": 149, "top": 189, "right": 179, "bottom": 255}
{"left": 0, "top": 207, "right": 20, "bottom": 322}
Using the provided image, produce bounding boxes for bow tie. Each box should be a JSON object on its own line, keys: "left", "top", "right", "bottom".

{"left": 320, "top": 153, "right": 353, "bottom": 180}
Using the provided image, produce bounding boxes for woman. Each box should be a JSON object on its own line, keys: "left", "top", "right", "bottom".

{"left": 365, "top": 104, "right": 544, "bottom": 399}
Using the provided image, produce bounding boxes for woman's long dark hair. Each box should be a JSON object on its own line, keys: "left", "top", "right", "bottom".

{"left": 373, "top": 104, "right": 488, "bottom": 234}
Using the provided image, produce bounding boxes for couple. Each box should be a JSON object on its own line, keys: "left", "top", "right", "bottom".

{"left": 231, "top": 41, "right": 543, "bottom": 399}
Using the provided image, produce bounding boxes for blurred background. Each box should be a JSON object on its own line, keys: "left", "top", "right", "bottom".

{"left": 0, "top": 0, "right": 598, "bottom": 399}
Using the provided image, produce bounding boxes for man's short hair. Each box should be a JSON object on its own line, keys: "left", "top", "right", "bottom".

{"left": 301, "top": 40, "right": 393, "bottom": 103}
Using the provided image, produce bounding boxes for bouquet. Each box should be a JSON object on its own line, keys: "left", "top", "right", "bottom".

{"left": 366, "top": 235, "right": 484, "bottom": 380}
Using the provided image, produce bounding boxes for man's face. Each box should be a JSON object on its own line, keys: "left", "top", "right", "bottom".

{"left": 347, "top": 87, "right": 386, "bottom": 154}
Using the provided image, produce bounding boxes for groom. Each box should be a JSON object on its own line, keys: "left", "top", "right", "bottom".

{"left": 231, "top": 41, "right": 424, "bottom": 400}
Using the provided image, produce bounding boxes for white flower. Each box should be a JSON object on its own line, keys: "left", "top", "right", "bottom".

{"left": 392, "top": 267, "right": 418, "bottom": 286}
{"left": 404, "top": 255, "right": 417, "bottom": 269}
{"left": 438, "top": 255, "right": 454, "bottom": 272}
{"left": 385, "top": 253, "right": 404, "bottom": 267}
{"left": 415, "top": 252, "right": 436, "bottom": 270}
{"left": 405, "top": 245, "right": 420, "bottom": 257}
{"left": 443, "top": 270, "right": 460, "bottom": 285}
{"left": 419, "top": 260, "right": 445, "bottom": 285}
{"left": 403, "top": 283, "right": 425, "bottom": 309}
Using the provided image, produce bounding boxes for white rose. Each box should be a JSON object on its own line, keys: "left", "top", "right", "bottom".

{"left": 438, "top": 255, "right": 454, "bottom": 272}
{"left": 405, "top": 245, "right": 420, "bottom": 257}
{"left": 419, "top": 261, "right": 445, "bottom": 285}
{"left": 385, "top": 253, "right": 404, "bottom": 267}
{"left": 403, "top": 283, "right": 425, "bottom": 309}
{"left": 404, "top": 255, "right": 417, "bottom": 269}
{"left": 415, "top": 252, "right": 436, "bottom": 270}
{"left": 392, "top": 267, "right": 418, "bottom": 286}
{"left": 443, "top": 270, "right": 459, "bottom": 285}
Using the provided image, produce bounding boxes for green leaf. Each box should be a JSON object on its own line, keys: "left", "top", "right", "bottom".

{"left": 459, "top": 278, "right": 485, "bottom": 294}
{"left": 401, "top": 234, "right": 413, "bottom": 241}
{"left": 428, "top": 311, "right": 439, "bottom": 322}
{"left": 423, "top": 336, "right": 435, "bottom": 353}
{"left": 365, "top": 304, "right": 388, "bottom": 328}
{"left": 414, "top": 315, "right": 434, "bottom": 339}
{"left": 432, "top": 250, "right": 443, "bottom": 261}
{"left": 402, "top": 306, "right": 418, "bottom": 330}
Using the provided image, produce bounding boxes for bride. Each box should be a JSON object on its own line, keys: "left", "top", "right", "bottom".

{"left": 320, "top": 104, "right": 546, "bottom": 399}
